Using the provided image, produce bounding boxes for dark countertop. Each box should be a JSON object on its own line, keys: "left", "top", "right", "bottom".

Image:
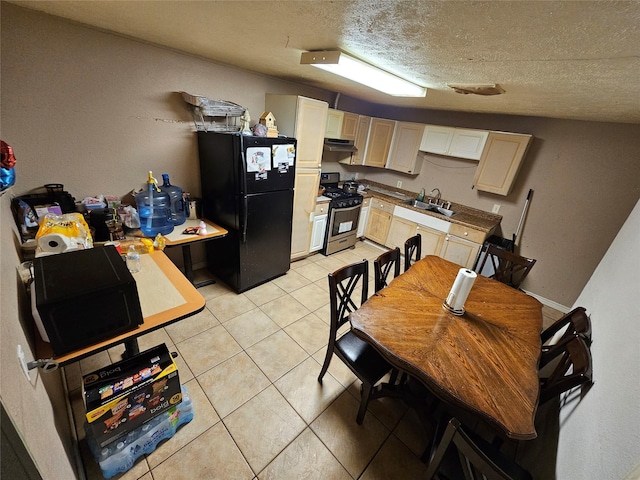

{"left": 358, "top": 179, "right": 502, "bottom": 234}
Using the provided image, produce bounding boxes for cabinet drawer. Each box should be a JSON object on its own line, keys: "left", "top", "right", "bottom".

{"left": 448, "top": 224, "right": 486, "bottom": 244}
{"left": 370, "top": 197, "right": 395, "bottom": 214}
{"left": 361, "top": 197, "right": 371, "bottom": 207}
{"left": 314, "top": 202, "right": 330, "bottom": 216}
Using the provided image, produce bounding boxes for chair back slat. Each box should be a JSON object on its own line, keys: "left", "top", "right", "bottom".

{"left": 329, "top": 260, "right": 369, "bottom": 330}
{"left": 374, "top": 248, "right": 400, "bottom": 293}
{"left": 476, "top": 244, "right": 536, "bottom": 289}
{"left": 426, "top": 418, "right": 532, "bottom": 480}
{"left": 541, "top": 306, "right": 592, "bottom": 347}
{"left": 404, "top": 234, "right": 422, "bottom": 272}
{"left": 539, "top": 335, "right": 593, "bottom": 405}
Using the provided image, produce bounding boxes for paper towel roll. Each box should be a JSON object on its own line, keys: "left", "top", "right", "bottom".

{"left": 37, "top": 233, "right": 74, "bottom": 254}
{"left": 444, "top": 268, "right": 477, "bottom": 315}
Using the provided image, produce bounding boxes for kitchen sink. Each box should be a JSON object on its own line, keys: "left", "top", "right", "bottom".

{"left": 405, "top": 199, "right": 457, "bottom": 217}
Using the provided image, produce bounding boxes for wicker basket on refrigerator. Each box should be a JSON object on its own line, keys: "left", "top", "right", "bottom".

{"left": 181, "top": 92, "right": 246, "bottom": 132}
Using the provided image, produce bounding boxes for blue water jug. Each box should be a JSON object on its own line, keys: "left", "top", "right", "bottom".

{"left": 135, "top": 171, "right": 174, "bottom": 237}
{"left": 160, "top": 173, "right": 186, "bottom": 225}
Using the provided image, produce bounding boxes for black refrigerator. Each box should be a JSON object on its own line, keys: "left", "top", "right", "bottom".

{"left": 197, "top": 132, "right": 297, "bottom": 293}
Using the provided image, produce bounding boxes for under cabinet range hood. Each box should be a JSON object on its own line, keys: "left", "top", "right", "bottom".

{"left": 323, "top": 138, "right": 358, "bottom": 153}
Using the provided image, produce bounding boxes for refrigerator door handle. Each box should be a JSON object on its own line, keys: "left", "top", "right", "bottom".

{"left": 242, "top": 195, "right": 248, "bottom": 244}
{"left": 240, "top": 149, "right": 248, "bottom": 197}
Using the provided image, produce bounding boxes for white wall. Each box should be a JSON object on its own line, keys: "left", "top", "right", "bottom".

{"left": 556, "top": 199, "right": 640, "bottom": 479}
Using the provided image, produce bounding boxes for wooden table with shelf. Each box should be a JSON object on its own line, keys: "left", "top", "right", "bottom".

{"left": 349, "top": 255, "right": 543, "bottom": 441}
{"left": 34, "top": 250, "right": 206, "bottom": 367}
{"left": 162, "top": 218, "right": 228, "bottom": 288}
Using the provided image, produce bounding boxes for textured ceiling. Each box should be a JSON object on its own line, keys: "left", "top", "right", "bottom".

{"left": 10, "top": 0, "right": 640, "bottom": 124}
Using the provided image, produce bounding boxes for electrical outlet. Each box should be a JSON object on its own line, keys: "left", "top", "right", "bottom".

{"left": 17, "top": 345, "right": 30, "bottom": 380}
{"left": 396, "top": 181, "right": 402, "bottom": 188}
{"left": 492, "top": 204, "right": 501, "bottom": 213}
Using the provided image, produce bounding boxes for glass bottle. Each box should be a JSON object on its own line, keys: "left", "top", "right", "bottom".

{"left": 126, "top": 245, "right": 141, "bottom": 273}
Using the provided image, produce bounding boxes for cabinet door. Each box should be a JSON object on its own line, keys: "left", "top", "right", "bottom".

{"left": 420, "top": 125, "right": 455, "bottom": 154}
{"left": 295, "top": 97, "right": 329, "bottom": 169}
{"left": 309, "top": 214, "right": 328, "bottom": 252}
{"left": 416, "top": 224, "right": 446, "bottom": 256}
{"left": 448, "top": 129, "right": 489, "bottom": 160}
{"left": 387, "top": 216, "right": 417, "bottom": 250}
{"left": 387, "top": 122, "right": 425, "bottom": 174}
{"left": 325, "top": 109, "right": 343, "bottom": 139}
{"left": 350, "top": 115, "right": 371, "bottom": 165}
{"left": 357, "top": 200, "right": 370, "bottom": 238}
{"left": 365, "top": 207, "right": 392, "bottom": 245}
{"left": 291, "top": 168, "right": 320, "bottom": 260}
{"left": 341, "top": 112, "right": 359, "bottom": 141}
{"left": 440, "top": 235, "right": 481, "bottom": 268}
{"left": 473, "top": 132, "right": 533, "bottom": 196}
{"left": 364, "top": 118, "right": 396, "bottom": 168}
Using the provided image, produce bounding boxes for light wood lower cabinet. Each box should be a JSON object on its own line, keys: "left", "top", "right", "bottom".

{"left": 417, "top": 224, "right": 447, "bottom": 257}
{"left": 387, "top": 217, "right": 446, "bottom": 257}
{"left": 440, "top": 234, "right": 481, "bottom": 269}
{"left": 387, "top": 216, "right": 418, "bottom": 251}
{"left": 365, "top": 198, "right": 394, "bottom": 245}
{"left": 364, "top": 196, "right": 487, "bottom": 269}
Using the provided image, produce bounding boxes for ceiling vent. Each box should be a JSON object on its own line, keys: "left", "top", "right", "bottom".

{"left": 447, "top": 84, "right": 505, "bottom": 96}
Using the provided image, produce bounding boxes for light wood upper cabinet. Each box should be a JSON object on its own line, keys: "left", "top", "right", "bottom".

{"left": 325, "top": 109, "right": 343, "bottom": 139}
{"left": 325, "top": 109, "right": 358, "bottom": 141}
{"left": 341, "top": 112, "right": 358, "bottom": 141}
{"left": 363, "top": 118, "right": 396, "bottom": 168}
{"left": 387, "top": 122, "right": 425, "bottom": 174}
{"left": 339, "top": 114, "right": 370, "bottom": 166}
{"left": 352, "top": 115, "right": 371, "bottom": 165}
{"left": 265, "top": 94, "right": 328, "bottom": 169}
{"left": 420, "top": 125, "right": 489, "bottom": 161}
{"left": 473, "top": 132, "right": 532, "bottom": 196}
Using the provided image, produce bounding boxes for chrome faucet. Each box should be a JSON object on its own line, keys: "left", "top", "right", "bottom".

{"left": 429, "top": 188, "right": 441, "bottom": 205}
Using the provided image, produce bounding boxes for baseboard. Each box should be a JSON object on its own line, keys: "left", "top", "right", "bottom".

{"left": 521, "top": 290, "right": 570, "bottom": 313}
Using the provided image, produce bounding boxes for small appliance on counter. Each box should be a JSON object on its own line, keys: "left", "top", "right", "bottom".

{"left": 319, "top": 172, "right": 363, "bottom": 255}
{"left": 31, "top": 245, "right": 143, "bottom": 355}
{"left": 342, "top": 180, "right": 361, "bottom": 193}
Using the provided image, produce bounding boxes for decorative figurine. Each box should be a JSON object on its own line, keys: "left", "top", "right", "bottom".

{"left": 259, "top": 112, "right": 279, "bottom": 138}
{"left": 240, "top": 109, "right": 252, "bottom": 135}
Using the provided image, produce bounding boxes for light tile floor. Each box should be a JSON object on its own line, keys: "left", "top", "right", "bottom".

{"left": 66, "top": 241, "right": 562, "bottom": 480}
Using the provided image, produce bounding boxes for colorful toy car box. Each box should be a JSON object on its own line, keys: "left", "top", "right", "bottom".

{"left": 83, "top": 343, "right": 181, "bottom": 448}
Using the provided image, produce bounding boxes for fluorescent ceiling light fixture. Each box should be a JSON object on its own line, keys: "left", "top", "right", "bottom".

{"left": 301, "top": 50, "right": 426, "bottom": 97}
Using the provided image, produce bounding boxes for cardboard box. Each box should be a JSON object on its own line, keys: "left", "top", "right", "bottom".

{"left": 83, "top": 344, "right": 181, "bottom": 448}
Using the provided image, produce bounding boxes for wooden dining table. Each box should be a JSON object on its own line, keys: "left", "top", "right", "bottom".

{"left": 349, "top": 255, "right": 543, "bottom": 440}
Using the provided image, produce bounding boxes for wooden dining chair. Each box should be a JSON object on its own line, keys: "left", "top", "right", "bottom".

{"left": 425, "top": 417, "right": 532, "bottom": 480}
{"left": 374, "top": 247, "right": 401, "bottom": 293}
{"left": 404, "top": 233, "right": 422, "bottom": 272}
{"left": 318, "top": 259, "right": 393, "bottom": 424}
{"left": 538, "top": 334, "right": 593, "bottom": 406}
{"left": 475, "top": 244, "right": 536, "bottom": 290}
{"left": 540, "top": 306, "right": 592, "bottom": 352}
